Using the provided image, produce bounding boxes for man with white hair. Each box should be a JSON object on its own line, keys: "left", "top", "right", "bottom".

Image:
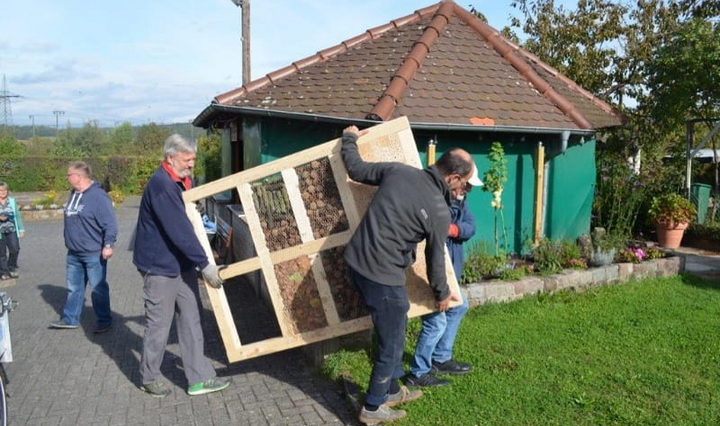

{"left": 133, "top": 134, "right": 229, "bottom": 398}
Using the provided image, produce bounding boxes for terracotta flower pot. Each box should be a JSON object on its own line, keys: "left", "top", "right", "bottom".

{"left": 656, "top": 221, "right": 689, "bottom": 249}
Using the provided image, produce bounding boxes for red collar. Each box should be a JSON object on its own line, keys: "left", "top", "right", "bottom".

{"left": 161, "top": 161, "right": 192, "bottom": 191}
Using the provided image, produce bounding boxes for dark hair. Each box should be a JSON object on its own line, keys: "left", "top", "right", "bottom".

{"left": 435, "top": 148, "right": 472, "bottom": 178}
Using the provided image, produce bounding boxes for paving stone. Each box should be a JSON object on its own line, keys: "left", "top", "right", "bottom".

{"left": 6, "top": 196, "right": 353, "bottom": 426}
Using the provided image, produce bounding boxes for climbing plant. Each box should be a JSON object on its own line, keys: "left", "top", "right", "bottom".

{"left": 482, "top": 142, "right": 509, "bottom": 255}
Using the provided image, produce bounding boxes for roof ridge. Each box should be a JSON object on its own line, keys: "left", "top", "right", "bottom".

{"left": 214, "top": 3, "right": 442, "bottom": 106}
{"left": 368, "top": 1, "right": 454, "bottom": 121}
{"left": 453, "top": 6, "right": 593, "bottom": 129}
{"left": 507, "top": 44, "right": 624, "bottom": 123}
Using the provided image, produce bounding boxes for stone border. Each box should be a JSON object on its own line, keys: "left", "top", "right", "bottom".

{"left": 464, "top": 256, "right": 685, "bottom": 307}
{"left": 20, "top": 209, "right": 64, "bottom": 221}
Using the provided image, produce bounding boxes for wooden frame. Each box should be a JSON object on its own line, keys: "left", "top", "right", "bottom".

{"left": 183, "top": 116, "right": 460, "bottom": 362}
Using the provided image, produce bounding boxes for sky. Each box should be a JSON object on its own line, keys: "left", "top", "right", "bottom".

{"left": 1, "top": 0, "right": 538, "bottom": 128}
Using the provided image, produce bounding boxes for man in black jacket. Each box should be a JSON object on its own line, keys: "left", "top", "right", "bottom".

{"left": 341, "top": 125, "right": 475, "bottom": 424}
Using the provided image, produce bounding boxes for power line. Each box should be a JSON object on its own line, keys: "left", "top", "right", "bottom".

{"left": 0, "top": 75, "right": 20, "bottom": 134}
{"left": 53, "top": 110, "right": 65, "bottom": 136}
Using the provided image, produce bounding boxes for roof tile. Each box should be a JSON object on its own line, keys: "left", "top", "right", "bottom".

{"left": 210, "top": 0, "right": 621, "bottom": 130}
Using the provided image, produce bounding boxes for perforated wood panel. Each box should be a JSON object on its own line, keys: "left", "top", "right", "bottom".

{"left": 183, "top": 117, "right": 460, "bottom": 362}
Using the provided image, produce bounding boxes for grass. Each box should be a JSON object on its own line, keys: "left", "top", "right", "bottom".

{"left": 322, "top": 275, "right": 720, "bottom": 425}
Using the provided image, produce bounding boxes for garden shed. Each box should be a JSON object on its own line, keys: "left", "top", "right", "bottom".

{"left": 194, "top": 0, "right": 623, "bottom": 255}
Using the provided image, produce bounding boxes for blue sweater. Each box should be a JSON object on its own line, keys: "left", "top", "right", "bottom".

{"left": 447, "top": 199, "right": 476, "bottom": 280}
{"left": 63, "top": 182, "right": 118, "bottom": 253}
{"left": 133, "top": 166, "right": 208, "bottom": 276}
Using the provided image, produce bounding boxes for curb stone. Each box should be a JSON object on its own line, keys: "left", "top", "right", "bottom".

{"left": 464, "top": 256, "right": 686, "bottom": 307}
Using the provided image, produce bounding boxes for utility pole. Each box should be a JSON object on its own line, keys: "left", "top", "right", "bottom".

{"left": 53, "top": 110, "right": 65, "bottom": 136}
{"left": 29, "top": 115, "right": 35, "bottom": 137}
{"left": 0, "top": 75, "right": 20, "bottom": 135}
{"left": 230, "top": 0, "right": 251, "bottom": 84}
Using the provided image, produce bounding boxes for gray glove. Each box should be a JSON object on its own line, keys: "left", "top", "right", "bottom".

{"left": 201, "top": 264, "right": 224, "bottom": 289}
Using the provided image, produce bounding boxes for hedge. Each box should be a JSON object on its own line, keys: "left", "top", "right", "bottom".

{"left": 0, "top": 155, "right": 161, "bottom": 194}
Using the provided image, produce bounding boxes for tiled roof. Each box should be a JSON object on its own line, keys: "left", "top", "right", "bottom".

{"left": 210, "top": 0, "right": 622, "bottom": 130}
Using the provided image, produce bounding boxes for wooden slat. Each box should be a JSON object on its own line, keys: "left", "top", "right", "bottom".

{"left": 329, "top": 152, "right": 362, "bottom": 231}
{"left": 218, "top": 257, "right": 262, "bottom": 281}
{"left": 218, "top": 231, "right": 353, "bottom": 279}
{"left": 236, "top": 183, "right": 293, "bottom": 337}
{"left": 227, "top": 316, "right": 373, "bottom": 362}
{"left": 281, "top": 168, "right": 314, "bottom": 244}
{"left": 309, "top": 253, "right": 341, "bottom": 326}
{"left": 184, "top": 202, "right": 242, "bottom": 353}
{"left": 398, "top": 127, "right": 423, "bottom": 168}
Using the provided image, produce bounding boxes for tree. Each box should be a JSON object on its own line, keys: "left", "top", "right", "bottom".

{"left": 197, "top": 131, "right": 222, "bottom": 183}
{"left": 134, "top": 123, "right": 170, "bottom": 156}
{"left": 109, "top": 122, "right": 134, "bottom": 152}
{"left": 645, "top": 18, "right": 720, "bottom": 127}
{"left": 75, "top": 121, "right": 108, "bottom": 155}
{"left": 509, "top": 0, "right": 680, "bottom": 107}
{"left": 0, "top": 134, "right": 28, "bottom": 158}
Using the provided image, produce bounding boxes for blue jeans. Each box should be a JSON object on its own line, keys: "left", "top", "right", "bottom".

{"left": 410, "top": 292, "right": 469, "bottom": 377}
{"left": 348, "top": 268, "right": 409, "bottom": 407}
{"left": 62, "top": 251, "right": 112, "bottom": 327}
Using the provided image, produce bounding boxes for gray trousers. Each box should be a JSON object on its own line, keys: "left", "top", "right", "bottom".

{"left": 139, "top": 270, "right": 215, "bottom": 386}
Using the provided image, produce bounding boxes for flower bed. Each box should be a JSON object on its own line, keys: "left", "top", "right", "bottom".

{"left": 464, "top": 255, "right": 684, "bottom": 307}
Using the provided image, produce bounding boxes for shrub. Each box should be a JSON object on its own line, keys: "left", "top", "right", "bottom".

{"left": 462, "top": 241, "right": 508, "bottom": 282}
{"left": 532, "top": 239, "right": 565, "bottom": 275}
{"left": 108, "top": 189, "right": 126, "bottom": 206}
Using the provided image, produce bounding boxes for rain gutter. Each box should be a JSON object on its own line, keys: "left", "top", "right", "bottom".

{"left": 194, "top": 104, "right": 596, "bottom": 137}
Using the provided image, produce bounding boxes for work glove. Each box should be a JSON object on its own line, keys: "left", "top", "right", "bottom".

{"left": 201, "top": 264, "right": 225, "bottom": 289}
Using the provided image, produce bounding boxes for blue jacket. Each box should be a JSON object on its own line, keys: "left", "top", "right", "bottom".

{"left": 133, "top": 166, "right": 208, "bottom": 276}
{"left": 63, "top": 182, "right": 118, "bottom": 253}
{"left": 447, "top": 199, "right": 476, "bottom": 280}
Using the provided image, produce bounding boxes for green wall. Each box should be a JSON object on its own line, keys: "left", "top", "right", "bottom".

{"left": 545, "top": 139, "right": 597, "bottom": 242}
{"left": 425, "top": 131, "right": 541, "bottom": 255}
{"left": 239, "top": 117, "right": 596, "bottom": 255}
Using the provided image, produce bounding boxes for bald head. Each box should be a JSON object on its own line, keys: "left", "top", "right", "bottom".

{"left": 435, "top": 148, "right": 473, "bottom": 178}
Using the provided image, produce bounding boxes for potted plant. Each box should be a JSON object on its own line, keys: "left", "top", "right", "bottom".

{"left": 648, "top": 193, "right": 696, "bottom": 249}
{"left": 588, "top": 227, "right": 619, "bottom": 267}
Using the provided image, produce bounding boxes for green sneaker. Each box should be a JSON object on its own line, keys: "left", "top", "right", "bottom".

{"left": 187, "top": 376, "right": 231, "bottom": 396}
{"left": 140, "top": 380, "right": 171, "bottom": 398}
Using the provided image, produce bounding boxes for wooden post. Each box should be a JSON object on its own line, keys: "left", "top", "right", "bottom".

{"left": 427, "top": 138, "right": 436, "bottom": 166}
{"left": 534, "top": 143, "right": 545, "bottom": 244}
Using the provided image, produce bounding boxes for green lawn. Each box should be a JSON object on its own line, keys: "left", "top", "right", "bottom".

{"left": 323, "top": 275, "right": 720, "bottom": 425}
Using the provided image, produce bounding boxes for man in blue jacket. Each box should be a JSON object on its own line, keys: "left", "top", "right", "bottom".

{"left": 406, "top": 165, "right": 482, "bottom": 387}
{"left": 133, "top": 134, "right": 229, "bottom": 398}
{"left": 341, "top": 125, "right": 474, "bottom": 425}
{"left": 51, "top": 161, "right": 117, "bottom": 334}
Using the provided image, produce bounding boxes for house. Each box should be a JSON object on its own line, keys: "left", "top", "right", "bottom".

{"left": 194, "top": 0, "right": 623, "bottom": 254}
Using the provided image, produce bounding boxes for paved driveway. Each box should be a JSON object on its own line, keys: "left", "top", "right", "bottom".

{"left": 5, "top": 196, "right": 355, "bottom": 426}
